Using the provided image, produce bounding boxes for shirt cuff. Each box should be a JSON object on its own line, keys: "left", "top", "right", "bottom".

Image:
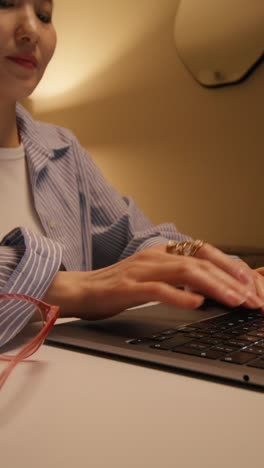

{"left": 0, "top": 228, "right": 63, "bottom": 347}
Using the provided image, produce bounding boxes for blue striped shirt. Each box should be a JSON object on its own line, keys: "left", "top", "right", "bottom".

{"left": 0, "top": 103, "right": 190, "bottom": 346}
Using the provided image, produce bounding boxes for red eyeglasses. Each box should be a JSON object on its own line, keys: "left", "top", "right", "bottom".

{"left": 0, "top": 293, "right": 60, "bottom": 390}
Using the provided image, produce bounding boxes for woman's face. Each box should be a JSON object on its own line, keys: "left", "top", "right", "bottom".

{"left": 0, "top": 0, "right": 56, "bottom": 102}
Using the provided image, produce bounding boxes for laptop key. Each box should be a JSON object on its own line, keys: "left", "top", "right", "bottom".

{"left": 150, "top": 334, "right": 193, "bottom": 350}
{"left": 172, "top": 346, "right": 225, "bottom": 360}
{"left": 152, "top": 335, "right": 175, "bottom": 342}
{"left": 225, "top": 339, "right": 248, "bottom": 348}
{"left": 239, "top": 326, "right": 252, "bottom": 332}
{"left": 199, "top": 337, "right": 222, "bottom": 346}
{"left": 222, "top": 352, "right": 254, "bottom": 365}
{"left": 248, "top": 331, "right": 264, "bottom": 339}
{"left": 255, "top": 342, "right": 264, "bottom": 349}
{"left": 245, "top": 346, "right": 264, "bottom": 356}
{"left": 188, "top": 332, "right": 208, "bottom": 339}
{"left": 213, "top": 345, "right": 237, "bottom": 354}
{"left": 189, "top": 322, "right": 214, "bottom": 330}
{"left": 188, "top": 341, "right": 209, "bottom": 350}
{"left": 214, "top": 333, "right": 234, "bottom": 340}
{"left": 159, "top": 329, "right": 178, "bottom": 336}
{"left": 176, "top": 326, "right": 197, "bottom": 333}
{"left": 238, "top": 335, "right": 261, "bottom": 343}
{"left": 229, "top": 329, "right": 243, "bottom": 336}
{"left": 203, "top": 328, "right": 220, "bottom": 335}
{"left": 126, "top": 338, "right": 149, "bottom": 345}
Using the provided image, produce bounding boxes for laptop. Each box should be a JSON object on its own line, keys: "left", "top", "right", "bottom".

{"left": 46, "top": 300, "right": 264, "bottom": 391}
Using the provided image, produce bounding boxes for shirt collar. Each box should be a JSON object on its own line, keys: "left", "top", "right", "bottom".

{"left": 16, "top": 102, "right": 70, "bottom": 155}
{"left": 16, "top": 103, "right": 71, "bottom": 186}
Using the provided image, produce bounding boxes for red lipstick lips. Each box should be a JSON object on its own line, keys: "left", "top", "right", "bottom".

{"left": 6, "top": 54, "right": 38, "bottom": 69}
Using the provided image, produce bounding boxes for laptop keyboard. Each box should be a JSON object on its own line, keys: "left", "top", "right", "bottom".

{"left": 126, "top": 310, "right": 264, "bottom": 369}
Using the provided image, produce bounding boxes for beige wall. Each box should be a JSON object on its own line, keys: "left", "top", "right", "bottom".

{"left": 28, "top": 0, "right": 264, "bottom": 249}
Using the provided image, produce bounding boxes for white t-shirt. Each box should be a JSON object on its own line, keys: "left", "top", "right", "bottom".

{"left": 0, "top": 144, "right": 44, "bottom": 241}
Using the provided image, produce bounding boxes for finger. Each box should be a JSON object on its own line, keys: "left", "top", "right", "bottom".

{"left": 138, "top": 258, "right": 253, "bottom": 308}
{"left": 134, "top": 281, "right": 205, "bottom": 309}
{"left": 196, "top": 243, "right": 254, "bottom": 286}
{"left": 223, "top": 267, "right": 264, "bottom": 309}
{"left": 196, "top": 246, "right": 263, "bottom": 309}
{"left": 177, "top": 260, "right": 254, "bottom": 308}
{"left": 256, "top": 267, "right": 264, "bottom": 277}
{"left": 252, "top": 273, "right": 264, "bottom": 311}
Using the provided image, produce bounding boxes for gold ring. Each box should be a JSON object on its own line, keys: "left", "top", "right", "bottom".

{"left": 166, "top": 240, "right": 204, "bottom": 257}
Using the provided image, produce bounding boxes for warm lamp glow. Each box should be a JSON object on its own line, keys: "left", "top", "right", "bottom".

{"left": 31, "top": 0, "right": 175, "bottom": 112}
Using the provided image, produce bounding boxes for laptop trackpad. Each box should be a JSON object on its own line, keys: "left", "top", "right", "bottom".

{"left": 48, "top": 301, "right": 230, "bottom": 346}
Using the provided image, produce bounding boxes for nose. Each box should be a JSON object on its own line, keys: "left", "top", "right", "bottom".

{"left": 15, "top": 7, "right": 39, "bottom": 46}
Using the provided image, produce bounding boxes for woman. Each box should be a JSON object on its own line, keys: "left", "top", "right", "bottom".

{"left": 0, "top": 0, "right": 263, "bottom": 347}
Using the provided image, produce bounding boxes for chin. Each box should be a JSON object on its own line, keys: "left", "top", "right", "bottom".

{"left": 16, "top": 85, "right": 39, "bottom": 101}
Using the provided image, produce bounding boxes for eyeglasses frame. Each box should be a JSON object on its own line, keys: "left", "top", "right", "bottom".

{"left": 0, "top": 293, "right": 60, "bottom": 389}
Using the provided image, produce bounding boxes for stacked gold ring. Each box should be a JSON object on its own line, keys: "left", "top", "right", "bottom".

{"left": 166, "top": 239, "right": 204, "bottom": 257}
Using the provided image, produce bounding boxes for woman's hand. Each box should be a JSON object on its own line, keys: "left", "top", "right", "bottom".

{"left": 253, "top": 267, "right": 264, "bottom": 311}
{"left": 44, "top": 242, "right": 263, "bottom": 320}
{"left": 195, "top": 243, "right": 264, "bottom": 309}
{"left": 196, "top": 245, "right": 264, "bottom": 311}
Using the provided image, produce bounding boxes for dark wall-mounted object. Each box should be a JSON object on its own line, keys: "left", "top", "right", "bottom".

{"left": 174, "top": 0, "right": 263, "bottom": 87}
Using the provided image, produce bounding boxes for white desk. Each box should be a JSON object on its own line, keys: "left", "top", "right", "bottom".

{"left": 1, "top": 323, "right": 264, "bottom": 468}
